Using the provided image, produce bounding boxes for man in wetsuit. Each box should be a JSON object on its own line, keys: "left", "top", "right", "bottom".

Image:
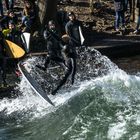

{"left": 36, "top": 20, "right": 65, "bottom": 70}
{"left": 51, "top": 45, "right": 77, "bottom": 95}
{"left": 0, "top": 29, "right": 7, "bottom": 86}
{"left": 65, "top": 12, "right": 84, "bottom": 48}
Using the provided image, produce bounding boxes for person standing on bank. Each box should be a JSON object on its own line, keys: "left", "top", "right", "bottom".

{"left": 133, "top": 0, "right": 140, "bottom": 34}
{"left": 0, "top": 0, "right": 3, "bottom": 17}
{"left": 36, "top": 20, "right": 65, "bottom": 71}
{"left": 114, "top": 0, "right": 126, "bottom": 31}
{"left": 65, "top": 12, "right": 85, "bottom": 49}
{"left": 0, "top": 29, "right": 7, "bottom": 86}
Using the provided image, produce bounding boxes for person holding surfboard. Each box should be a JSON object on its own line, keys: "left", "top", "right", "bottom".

{"left": 6, "top": 21, "right": 22, "bottom": 45}
{"left": 0, "top": 0, "right": 3, "bottom": 17}
{"left": 65, "top": 12, "right": 85, "bottom": 48}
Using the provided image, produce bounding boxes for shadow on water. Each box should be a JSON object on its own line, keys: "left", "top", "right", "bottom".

{"left": 1, "top": 48, "right": 140, "bottom": 140}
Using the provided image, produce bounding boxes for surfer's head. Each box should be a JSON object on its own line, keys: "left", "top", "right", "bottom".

{"left": 67, "top": 12, "right": 76, "bottom": 20}
{"left": 48, "top": 20, "right": 56, "bottom": 30}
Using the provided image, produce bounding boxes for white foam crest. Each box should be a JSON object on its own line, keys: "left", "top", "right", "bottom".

{"left": 107, "top": 118, "right": 127, "bottom": 140}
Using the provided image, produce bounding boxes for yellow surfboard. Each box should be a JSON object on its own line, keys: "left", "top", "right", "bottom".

{"left": 5, "top": 40, "right": 25, "bottom": 59}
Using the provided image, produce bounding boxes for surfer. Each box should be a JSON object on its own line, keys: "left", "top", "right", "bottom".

{"left": 51, "top": 45, "right": 77, "bottom": 95}
{"left": 36, "top": 20, "right": 65, "bottom": 71}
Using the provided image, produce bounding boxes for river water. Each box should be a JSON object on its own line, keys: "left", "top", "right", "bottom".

{"left": 0, "top": 49, "right": 140, "bottom": 140}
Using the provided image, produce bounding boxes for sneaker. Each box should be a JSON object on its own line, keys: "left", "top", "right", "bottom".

{"left": 115, "top": 28, "right": 119, "bottom": 32}
{"left": 36, "top": 65, "right": 46, "bottom": 71}
{"left": 133, "top": 30, "right": 138, "bottom": 34}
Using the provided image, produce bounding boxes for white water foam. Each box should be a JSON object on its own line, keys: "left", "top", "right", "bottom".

{"left": 1, "top": 49, "right": 140, "bottom": 124}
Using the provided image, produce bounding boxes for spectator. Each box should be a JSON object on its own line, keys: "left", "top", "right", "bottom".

{"left": 0, "top": 29, "right": 7, "bottom": 86}
{"left": 133, "top": 0, "right": 140, "bottom": 34}
{"left": 0, "top": 10, "right": 18, "bottom": 29}
{"left": 65, "top": 12, "right": 85, "bottom": 48}
{"left": 114, "top": 0, "right": 126, "bottom": 31}
{"left": 5, "top": 0, "right": 9, "bottom": 11}
{"left": 0, "top": 0, "right": 3, "bottom": 17}
{"left": 21, "top": 1, "right": 36, "bottom": 32}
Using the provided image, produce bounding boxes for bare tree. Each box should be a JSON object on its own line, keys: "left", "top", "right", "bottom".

{"left": 37, "top": 0, "right": 57, "bottom": 28}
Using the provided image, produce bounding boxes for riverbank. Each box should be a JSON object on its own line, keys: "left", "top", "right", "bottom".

{"left": 57, "top": 0, "right": 140, "bottom": 58}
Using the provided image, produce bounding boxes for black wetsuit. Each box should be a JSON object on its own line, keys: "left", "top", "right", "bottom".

{"left": 0, "top": 31, "right": 7, "bottom": 85}
{"left": 43, "top": 28, "right": 65, "bottom": 69}
{"left": 65, "top": 19, "right": 82, "bottom": 47}
{"left": 51, "top": 45, "right": 77, "bottom": 95}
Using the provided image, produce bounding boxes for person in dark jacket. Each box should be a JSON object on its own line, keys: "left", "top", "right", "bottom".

{"left": 0, "top": 0, "right": 3, "bottom": 17}
{"left": 0, "top": 10, "right": 18, "bottom": 29}
{"left": 21, "top": 1, "right": 36, "bottom": 32}
{"left": 65, "top": 12, "right": 84, "bottom": 48}
{"left": 6, "top": 21, "right": 22, "bottom": 45}
{"left": 0, "top": 30, "right": 7, "bottom": 86}
{"left": 36, "top": 20, "right": 65, "bottom": 71}
{"left": 114, "top": 0, "right": 126, "bottom": 31}
{"left": 51, "top": 45, "right": 77, "bottom": 95}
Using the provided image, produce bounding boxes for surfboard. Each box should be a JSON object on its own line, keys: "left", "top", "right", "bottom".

{"left": 21, "top": 32, "right": 30, "bottom": 53}
{"left": 79, "top": 26, "right": 85, "bottom": 45}
{"left": 18, "top": 62, "right": 54, "bottom": 106}
{"left": 5, "top": 40, "right": 25, "bottom": 59}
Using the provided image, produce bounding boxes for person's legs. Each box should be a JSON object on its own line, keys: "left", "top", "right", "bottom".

{"left": 120, "top": 11, "right": 125, "bottom": 28}
{"left": 0, "top": 1, "right": 3, "bottom": 16}
{"left": 71, "top": 58, "right": 76, "bottom": 85}
{"left": 9, "top": 0, "right": 14, "bottom": 10}
{"left": 4, "top": 0, "right": 9, "bottom": 10}
{"left": 115, "top": 11, "right": 120, "bottom": 30}
{"left": 51, "top": 62, "right": 72, "bottom": 95}
{"left": 134, "top": 16, "right": 140, "bottom": 33}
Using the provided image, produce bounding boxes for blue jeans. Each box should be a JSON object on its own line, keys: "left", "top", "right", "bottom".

{"left": 136, "top": 16, "right": 140, "bottom": 30}
{"left": 9, "top": 0, "right": 14, "bottom": 10}
{"left": 115, "top": 11, "right": 125, "bottom": 29}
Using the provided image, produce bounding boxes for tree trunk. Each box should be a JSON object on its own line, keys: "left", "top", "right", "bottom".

{"left": 37, "top": 0, "right": 57, "bottom": 27}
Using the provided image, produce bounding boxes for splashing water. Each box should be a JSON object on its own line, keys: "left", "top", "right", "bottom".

{"left": 1, "top": 48, "right": 140, "bottom": 140}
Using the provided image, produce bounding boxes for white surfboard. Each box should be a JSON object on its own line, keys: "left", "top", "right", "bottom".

{"left": 21, "top": 32, "right": 30, "bottom": 53}
{"left": 18, "top": 62, "right": 54, "bottom": 106}
{"left": 79, "top": 26, "right": 85, "bottom": 45}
